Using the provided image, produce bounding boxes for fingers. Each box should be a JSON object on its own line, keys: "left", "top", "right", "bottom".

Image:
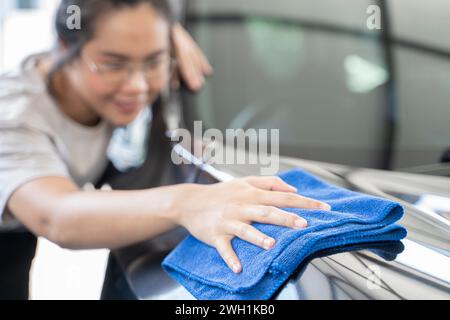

{"left": 175, "top": 45, "right": 204, "bottom": 91}
{"left": 259, "top": 191, "right": 332, "bottom": 211}
{"left": 185, "top": 29, "right": 213, "bottom": 77}
{"left": 245, "top": 176, "right": 297, "bottom": 193}
{"left": 242, "top": 206, "right": 308, "bottom": 230}
{"left": 209, "top": 175, "right": 332, "bottom": 275}
{"left": 195, "top": 43, "right": 214, "bottom": 75}
{"left": 215, "top": 237, "right": 242, "bottom": 274}
{"left": 226, "top": 221, "right": 276, "bottom": 251}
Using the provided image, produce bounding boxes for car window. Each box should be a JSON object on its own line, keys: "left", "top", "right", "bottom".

{"left": 182, "top": 0, "right": 450, "bottom": 171}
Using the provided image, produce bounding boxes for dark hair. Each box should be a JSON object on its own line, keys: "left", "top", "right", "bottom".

{"left": 51, "top": 0, "right": 173, "bottom": 73}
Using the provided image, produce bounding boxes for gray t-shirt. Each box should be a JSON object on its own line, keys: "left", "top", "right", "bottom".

{"left": 0, "top": 53, "right": 114, "bottom": 230}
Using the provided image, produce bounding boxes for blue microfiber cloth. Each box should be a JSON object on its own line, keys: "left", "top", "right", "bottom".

{"left": 162, "top": 168, "right": 407, "bottom": 300}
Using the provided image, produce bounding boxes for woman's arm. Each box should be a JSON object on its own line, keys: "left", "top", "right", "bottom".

{"left": 8, "top": 175, "right": 331, "bottom": 273}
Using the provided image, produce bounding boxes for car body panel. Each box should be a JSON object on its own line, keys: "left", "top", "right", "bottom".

{"left": 113, "top": 148, "right": 450, "bottom": 300}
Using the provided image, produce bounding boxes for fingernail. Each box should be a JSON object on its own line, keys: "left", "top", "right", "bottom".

{"left": 289, "top": 186, "right": 298, "bottom": 192}
{"left": 263, "top": 238, "right": 275, "bottom": 250}
{"left": 232, "top": 263, "right": 241, "bottom": 274}
{"left": 295, "top": 219, "right": 308, "bottom": 229}
{"left": 321, "top": 203, "right": 332, "bottom": 211}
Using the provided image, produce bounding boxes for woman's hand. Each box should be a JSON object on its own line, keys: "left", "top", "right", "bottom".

{"left": 171, "top": 23, "right": 213, "bottom": 91}
{"left": 174, "top": 176, "right": 331, "bottom": 274}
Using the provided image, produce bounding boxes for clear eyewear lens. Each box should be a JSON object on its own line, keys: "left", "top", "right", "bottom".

{"left": 107, "top": 58, "right": 175, "bottom": 85}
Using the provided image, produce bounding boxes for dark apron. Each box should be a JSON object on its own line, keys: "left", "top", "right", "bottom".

{"left": 0, "top": 231, "right": 37, "bottom": 300}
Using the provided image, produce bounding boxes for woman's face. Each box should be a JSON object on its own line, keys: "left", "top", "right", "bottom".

{"left": 65, "top": 3, "right": 171, "bottom": 126}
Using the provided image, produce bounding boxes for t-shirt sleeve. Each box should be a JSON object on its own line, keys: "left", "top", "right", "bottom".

{"left": 0, "top": 125, "right": 70, "bottom": 225}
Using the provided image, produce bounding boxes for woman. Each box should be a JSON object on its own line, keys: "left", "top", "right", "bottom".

{"left": 0, "top": 0, "right": 330, "bottom": 298}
